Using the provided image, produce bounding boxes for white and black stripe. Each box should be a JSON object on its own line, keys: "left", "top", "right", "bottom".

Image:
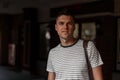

{"left": 47, "top": 39, "right": 103, "bottom": 80}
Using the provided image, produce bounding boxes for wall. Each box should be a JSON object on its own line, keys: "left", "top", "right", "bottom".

{"left": 114, "top": 0, "right": 120, "bottom": 16}
{"left": 37, "top": 0, "right": 98, "bottom": 22}
{"left": 0, "top": 0, "right": 120, "bottom": 22}
{"left": 0, "top": 0, "right": 37, "bottom": 14}
{"left": 0, "top": 0, "right": 98, "bottom": 22}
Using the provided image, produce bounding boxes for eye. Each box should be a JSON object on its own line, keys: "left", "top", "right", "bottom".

{"left": 58, "top": 22, "right": 64, "bottom": 25}
{"left": 68, "top": 22, "right": 74, "bottom": 26}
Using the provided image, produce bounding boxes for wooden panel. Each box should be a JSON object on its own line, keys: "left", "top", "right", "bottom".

{"left": 50, "top": 0, "right": 114, "bottom": 17}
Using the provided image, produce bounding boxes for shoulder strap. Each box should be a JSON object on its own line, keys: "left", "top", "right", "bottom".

{"left": 83, "top": 40, "right": 88, "bottom": 49}
{"left": 83, "top": 40, "right": 94, "bottom": 80}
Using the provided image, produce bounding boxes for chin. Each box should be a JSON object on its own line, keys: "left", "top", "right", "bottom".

{"left": 61, "top": 36, "right": 71, "bottom": 40}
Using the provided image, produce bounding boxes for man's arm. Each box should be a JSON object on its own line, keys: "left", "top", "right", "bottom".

{"left": 48, "top": 72, "right": 55, "bottom": 80}
{"left": 92, "top": 66, "right": 103, "bottom": 80}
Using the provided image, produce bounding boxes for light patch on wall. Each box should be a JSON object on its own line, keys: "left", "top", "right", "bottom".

{"left": 81, "top": 22, "right": 96, "bottom": 40}
{"left": 73, "top": 23, "right": 79, "bottom": 38}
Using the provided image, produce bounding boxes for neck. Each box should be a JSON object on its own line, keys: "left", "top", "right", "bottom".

{"left": 60, "top": 37, "right": 77, "bottom": 46}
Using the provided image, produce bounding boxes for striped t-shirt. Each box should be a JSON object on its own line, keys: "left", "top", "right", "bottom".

{"left": 46, "top": 39, "right": 103, "bottom": 80}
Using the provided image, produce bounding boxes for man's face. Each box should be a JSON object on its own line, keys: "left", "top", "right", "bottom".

{"left": 55, "top": 15, "right": 75, "bottom": 40}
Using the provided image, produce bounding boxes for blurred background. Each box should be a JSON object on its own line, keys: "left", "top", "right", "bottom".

{"left": 0, "top": 0, "right": 120, "bottom": 80}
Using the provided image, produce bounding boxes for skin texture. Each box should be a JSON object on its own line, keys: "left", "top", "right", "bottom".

{"left": 55, "top": 15, "right": 76, "bottom": 46}
{"left": 48, "top": 15, "right": 103, "bottom": 80}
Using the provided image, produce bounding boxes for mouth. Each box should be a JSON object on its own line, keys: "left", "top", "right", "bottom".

{"left": 62, "top": 31, "right": 68, "bottom": 32}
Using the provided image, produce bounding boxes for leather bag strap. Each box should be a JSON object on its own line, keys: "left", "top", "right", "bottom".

{"left": 83, "top": 40, "right": 94, "bottom": 80}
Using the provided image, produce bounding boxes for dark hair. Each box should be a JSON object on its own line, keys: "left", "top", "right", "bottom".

{"left": 56, "top": 9, "right": 76, "bottom": 22}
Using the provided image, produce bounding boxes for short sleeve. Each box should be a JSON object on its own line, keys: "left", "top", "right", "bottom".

{"left": 46, "top": 50, "right": 55, "bottom": 72}
{"left": 87, "top": 41, "right": 103, "bottom": 68}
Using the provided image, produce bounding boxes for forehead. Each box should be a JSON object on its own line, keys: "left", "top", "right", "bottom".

{"left": 56, "top": 15, "right": 74, "bottom": 22}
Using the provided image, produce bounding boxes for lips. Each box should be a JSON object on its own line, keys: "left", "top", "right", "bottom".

{"left": 62, "top": 31, "right": 68, "bottom": 32}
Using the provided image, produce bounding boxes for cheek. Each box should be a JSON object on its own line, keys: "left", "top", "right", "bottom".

{"left": 55, "top": 27, "right": 61, "bottom": 34}
{"left": 69, "top": 27, "right": 75, "bottom": 33}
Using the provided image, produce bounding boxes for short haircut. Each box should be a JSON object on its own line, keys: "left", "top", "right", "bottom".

{"left": 56, "top": 9, "right": 76, "bottom": 23}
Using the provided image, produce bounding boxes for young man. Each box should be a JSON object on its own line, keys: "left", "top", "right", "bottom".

{"left": 46, "top": 10, "right": 103, "bottom": 80}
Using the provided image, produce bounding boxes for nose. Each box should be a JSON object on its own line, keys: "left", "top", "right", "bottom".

{"left": 64, "top": 24, "right": 68, "bottom": 29}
